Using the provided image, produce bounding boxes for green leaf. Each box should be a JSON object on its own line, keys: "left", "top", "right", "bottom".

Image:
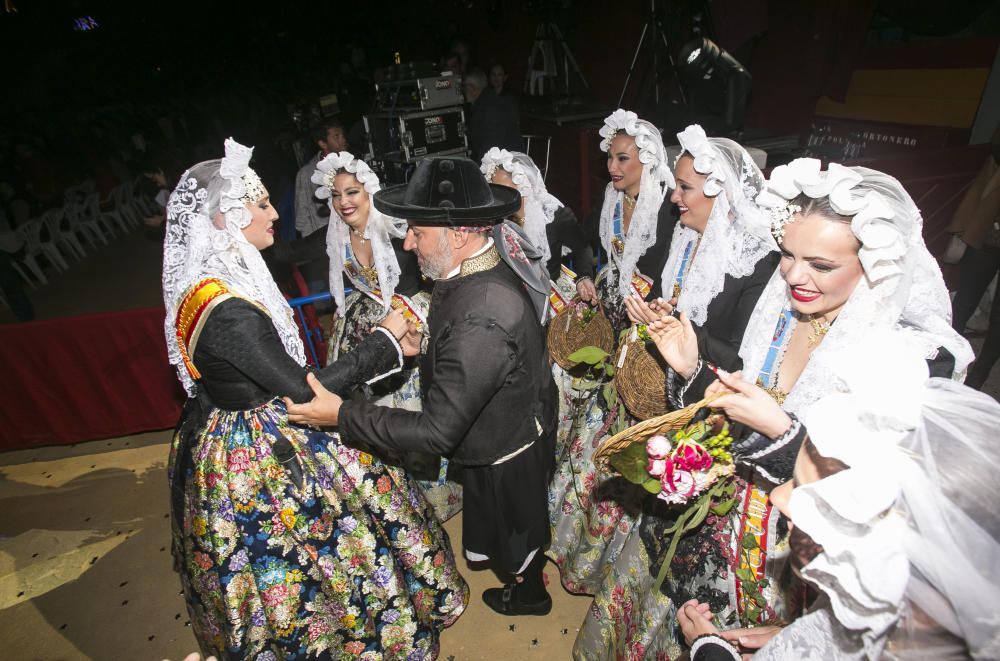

{"left": 710, "top": 498, "right": 737, "bottom": 516}
{"left": 745, "top": 605, "right": 761, "bottom": 624}
{"left": 602, "top": 383, "right": 616, "bottom": 411}
{"left": 642, "top": 477, "right": 662, "bottom": 494}
{"left": 608, "top": 442, "right": 651, "bottom": 486}
{"left": 604, "top": 363, "right": 616, "bottom": 378}
{"left": 741, "top": 534, "right": 759, "bottom": 550}
{"left": 734, "top": 567, "right": 755, "bottom": 583}
{"left": 567, "top": 346, "right": 610, "bottom": 366}
{"left": 758, "top": 579, "right": 769, "bottom": 589}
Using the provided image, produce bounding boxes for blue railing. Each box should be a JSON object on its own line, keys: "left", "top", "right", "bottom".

{"left": 287, "top": 290, "right": 336, "bottom": 366}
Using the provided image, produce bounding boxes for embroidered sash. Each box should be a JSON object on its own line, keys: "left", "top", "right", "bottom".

{"left": 174, "top": 278, "right": 235, "bottom": 380}
{"left": 671, "top": 238, "right": 696, "bottom": 300}
{"left": 365, "top": 288, "right": 426, "bottom": 330}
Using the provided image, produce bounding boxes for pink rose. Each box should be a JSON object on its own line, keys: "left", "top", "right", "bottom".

{"left": 660, "top": 463, "right": 696, "bottom": 496}
{"left": 675, "top": 443, "right": 712, "bottom": 472}
{"left": 646, "top": 435, "right": 671, "bottom": 460}
{"left": 647, "top": 458, "right": 667, "bottom": 477}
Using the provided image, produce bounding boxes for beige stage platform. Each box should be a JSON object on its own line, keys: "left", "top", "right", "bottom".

{"left": 0, "top": 431, "right": 591, "bottom": 660}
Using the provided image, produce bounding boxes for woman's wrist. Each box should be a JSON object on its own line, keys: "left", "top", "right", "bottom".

{"left": 763, "top": 411, "right": 795, "bottom": 440}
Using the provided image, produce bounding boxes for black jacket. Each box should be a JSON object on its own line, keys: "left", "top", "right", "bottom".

{"left": 468, "top": 88, "right": 521, "bottom": 161}
{"left": 339, "top": 256, "right": 558, "bottom": 466}
{"left": 190, "top": 298, "right": 401, "bottom": 411}
{"left": 545, "top": 205, "right": 595, "bottom": 281}
{"left": 695, "top": 251, "right": 782, "bottom": 373}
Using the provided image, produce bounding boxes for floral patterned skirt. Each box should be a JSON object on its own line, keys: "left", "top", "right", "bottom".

{"left": 573, "top": 479, "right": 793, "bottom": 660}
{"left": 546, "top": 386, "right": 647, "bottom": 595}
{"left": 168, "top": 400, "right": 469, "bottom": 660}
{"left": 330, "top": 291, "right": 463, "bottom": 523}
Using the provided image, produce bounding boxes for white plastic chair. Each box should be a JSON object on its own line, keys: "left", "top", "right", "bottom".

{"left": 64, "top": 199, "right": 111, "bottom": 248}
{"left": 42, "top": 208, "right": 86, "bottom": 261}
{"left": 103, "top": 182, "right": 140, "bottom": 229}
{"left": 19, "top": 217, "right": 70, "bottom": 284}
{"left": 84, "top": 192, "right": 130, "bottom": 234}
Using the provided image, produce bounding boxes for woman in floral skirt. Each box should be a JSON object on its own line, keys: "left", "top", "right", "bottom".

{"left": 164, "top": 139, "right": 467, "bottom": 659}
{"left": 312, "top": 152, "right": 462, "bottom": 523}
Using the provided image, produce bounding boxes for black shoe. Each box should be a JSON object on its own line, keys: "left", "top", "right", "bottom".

{"left": 482, "top": 583, "right": 552, "bottom": 616}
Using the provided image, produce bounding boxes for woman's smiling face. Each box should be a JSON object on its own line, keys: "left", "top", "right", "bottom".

{"left": 779, "top": 212, "right": 864, "bottom": 320}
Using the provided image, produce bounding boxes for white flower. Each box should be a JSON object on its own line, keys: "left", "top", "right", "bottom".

{"left": 311, "top": 151, "right": 381, "bottom": 200}
{"left": 676, "top": 124, "right": 725, "bottom": 197}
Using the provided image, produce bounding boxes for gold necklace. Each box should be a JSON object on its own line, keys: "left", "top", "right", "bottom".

{"left": 357, "top": 262, "right": 379, "bottom": 284}
{"left": 807, "top": 315, "right": 831, "bottom": 348}
{"left": 624, "top": 192, "right": 637, "bottom": 211}
{"left": 349, "top": 226, "right": 367, "bottom": 245}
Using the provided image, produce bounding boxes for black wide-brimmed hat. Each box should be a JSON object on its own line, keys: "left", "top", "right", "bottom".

{"left": 373, "top": 155, "right": 521, "bottom": 223}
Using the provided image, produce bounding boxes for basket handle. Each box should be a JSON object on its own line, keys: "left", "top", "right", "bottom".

{"left": 593, "top": 392, "right": 726, "bottom": 467}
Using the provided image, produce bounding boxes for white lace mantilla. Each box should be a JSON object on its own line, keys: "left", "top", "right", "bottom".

{"left": 480, "top": 147, "right": 562, "bottom": 264}
{"left": 163, "top": 138, "right": 305, "bottom": 395}
{"left": 660, "top": 125, "right": 774, "bottom": 325}
{"left": 739, "top": 159, "right": 972, "bottom": 418}
{"left": 312, "top": 151, "right": 406, "bottom": 312}
{"left": 597, "top": 109, "right": 674, "bottom": 296}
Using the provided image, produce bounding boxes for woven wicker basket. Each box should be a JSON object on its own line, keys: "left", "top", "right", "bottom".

{"left": 547, "top": 303, "right": 615, "bottom": 370}
{"left": 593, "top": 393, "right": 723, "bottom": 470}
{"left": 613, "top": 330, "right": 669, "bottom": 420}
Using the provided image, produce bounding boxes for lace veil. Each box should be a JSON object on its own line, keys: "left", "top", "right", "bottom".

{"left": 659, "top": 125, "right": 774, "bottom": 325}
{"left": 753, "top": 339, "right": 1000, "bottom": 660}
{"left": 738, "top": 158, "right": 973, "bottom": 417}
{"left": 162, "top": 138, "right": 306, "bottom": 396}
{"left": 597, "top": 109, "right": 675, "bottom": 296}
{"left": 312, "top": 151, "right": 406, "bottom": 312}
{"left": 480, "top": 147, "right": 563, "bottom": 264}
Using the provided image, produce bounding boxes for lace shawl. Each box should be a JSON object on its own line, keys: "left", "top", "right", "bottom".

{"left": 659, "top": 125, "right": 774, "bottom": 324}
{"left": 162, "top": 138, "right": 305, "bottom": 396}
{"left": 480, "top": 147, "right": 563, "bottom": 264}
{"left": 312, "top": 151, "right": 406, "bottom": 312}
{"left": 597, "top": 109, "right": 675, "bottom": 295}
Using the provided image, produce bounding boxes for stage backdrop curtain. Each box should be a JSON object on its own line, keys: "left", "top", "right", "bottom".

{"left": 0, "top": 306, "right": 184, "bottom": 450}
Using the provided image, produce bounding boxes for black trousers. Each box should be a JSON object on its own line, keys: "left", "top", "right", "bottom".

{"left": 952, "top": 245, "right": 1000, "bottom": 388}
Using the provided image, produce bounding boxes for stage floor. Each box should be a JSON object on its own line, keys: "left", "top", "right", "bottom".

{"left": 0, "top": 431, "right": 592, "bottom": 660}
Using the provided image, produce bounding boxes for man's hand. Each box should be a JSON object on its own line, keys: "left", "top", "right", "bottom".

{"left": 400, "top": 326, "right": 423, "bottom": 357}
{"left": 576, "top": 277, "right": 598, "bottom": 304}
{"left": 677, "top": 599, "right": 718, "bottom": 646}
{"left": 378, "top": 308, "right": 409, "bottom": 340}
{"left": 284, "top": 373, "right": 344, "bottom": 427}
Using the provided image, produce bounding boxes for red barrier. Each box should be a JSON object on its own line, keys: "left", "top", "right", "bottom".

{"left": 0, "top": 306, "right": 184, "bottom": 450}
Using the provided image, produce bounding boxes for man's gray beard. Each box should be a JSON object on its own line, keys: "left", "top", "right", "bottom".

{"left": 418, "top": 233, "right": 454, "bottom": 280}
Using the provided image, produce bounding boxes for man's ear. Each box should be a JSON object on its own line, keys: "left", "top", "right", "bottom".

{"left": 448, "top": 228, "right": 467, "bottom": 250}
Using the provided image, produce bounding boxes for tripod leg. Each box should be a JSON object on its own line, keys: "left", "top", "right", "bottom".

{"left": 618, "top": 23, "right": 650, "bottom": 107}
{"left": 656, "top": 20, "right": 687, "bottom": 106}
{"left": 551, "top": 24, "right": 590, "bottom": 91}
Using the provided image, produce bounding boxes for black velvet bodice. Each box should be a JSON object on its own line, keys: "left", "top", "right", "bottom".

{"left": 190, "top": 298, "right": 400, "bottom": 411}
